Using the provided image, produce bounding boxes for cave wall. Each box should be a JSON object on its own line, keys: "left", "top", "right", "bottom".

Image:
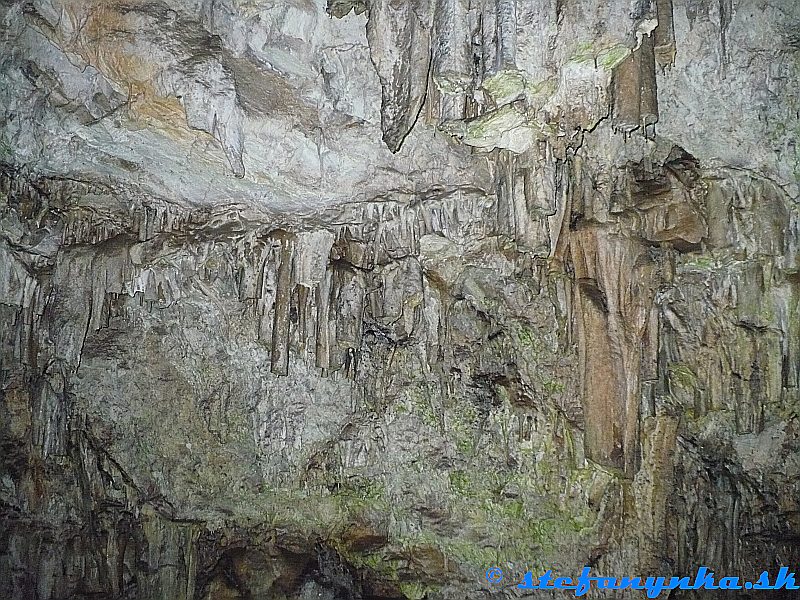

{"left": 1, "top": 0, "right": 799, "bottom": 599}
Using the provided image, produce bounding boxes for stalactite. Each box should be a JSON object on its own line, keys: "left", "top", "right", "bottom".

{"left": 570, "top": 222, "right": 656, "bottom": 474}
{"left": 1, "top": 0, "right": 798, "bottom": 595}
{"left": 495, "top": 149, "right": 515, "bottom": 236}
{"left": 1, "top": 159, "right": 797, "bottom": 597}
{"left": 366, "top": 0, "right": 433, "bottom": 152}
{"left": 479, "top": 1, "right": 497, "bottom": 82}
{"left": 640, "top": 303, "right": 660, "bottom": 419}
{"left": 494, "top": 0, "right": 517, "bottom": 72}
{"left": 293, "top": 284, "right": 310, "bottom": 355}
{"left": 653, "top": 0, "right": 676, "bottom": 69}
{"left": 32, "top": 366, "right": 68, "bottom": 458}
{"left": 270, "top": 233, "right": 295, "bottom": 376}
{"left": 329, "top": 263, "right": 366, "bottom": 372}
{"left": 612, "top": 33, "right": 659, "bottom": 137}
{"left": 549, "top": 155, "right": 573, "bottom": 264}
{"left": 432, "top": 0, "right": 472, "bottom": 121}
{"left": 236, "top": 242, "right": 265, "bottom": 303}
{"left": 639, "top": 33, "right": 659, "bottom": 136}
{"left": 612, "top": 47, "right": 642, "bottom": 133}
{"left": 315, "top": 268, "right": 333, "bottom": 371}
{"left": 257, "top": 243, "right": 279, "bottom": 347}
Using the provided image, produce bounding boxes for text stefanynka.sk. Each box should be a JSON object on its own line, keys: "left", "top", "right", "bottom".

{"left": 484, "top": 565, "right": 800, "bottom": 597}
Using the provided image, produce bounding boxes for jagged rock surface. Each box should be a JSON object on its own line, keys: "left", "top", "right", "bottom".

{"left": 1, "top": 0, "right": 799, "bottom": 599}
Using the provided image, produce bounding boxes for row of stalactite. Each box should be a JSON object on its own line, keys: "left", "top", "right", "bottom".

{"left": 355, "top": 0, "right": 679, "bottom": 152}
{"left": 3, "top": 138, "right": 797, "bottom": 473}
{"left": 0, "top": 149, "right": 561, "bottom": 465}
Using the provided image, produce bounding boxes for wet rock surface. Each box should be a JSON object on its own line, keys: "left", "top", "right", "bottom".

{"left": 1, "top": 0, "right": 799, "bottom": 599}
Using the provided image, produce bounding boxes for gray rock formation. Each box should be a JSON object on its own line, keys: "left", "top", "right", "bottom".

{"left": 1, "top": 0, "right": 798, "bottom": 598}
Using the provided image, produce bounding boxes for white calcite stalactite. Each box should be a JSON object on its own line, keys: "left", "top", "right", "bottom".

{"left": 256, "top": 242, "right": 279, "bottom": 345}
{"left": 495, "top": 147, "right": 557, "bottom": 255}
{"left": 370, "top": 257, "right": 425, "bottom": 341}
{"left": 293, "top": 231, "right": 334, "bottom": 363}
{"left": 431, "top": 0, "right": 475, "bottom": 121}
{"left": 496, "top": 148, "right": 542, "bottom": 251}
{"left": 237, "top": 242, "right": 266, "bottom": 303}
{"left": 135, "top": 203, "right": 190, "bottom": 244}
{"left": 473, "top": 0, "right": 526, "bottom": 109}
{"left": 88, "top": 241, "right": 138, "bottom": 332}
